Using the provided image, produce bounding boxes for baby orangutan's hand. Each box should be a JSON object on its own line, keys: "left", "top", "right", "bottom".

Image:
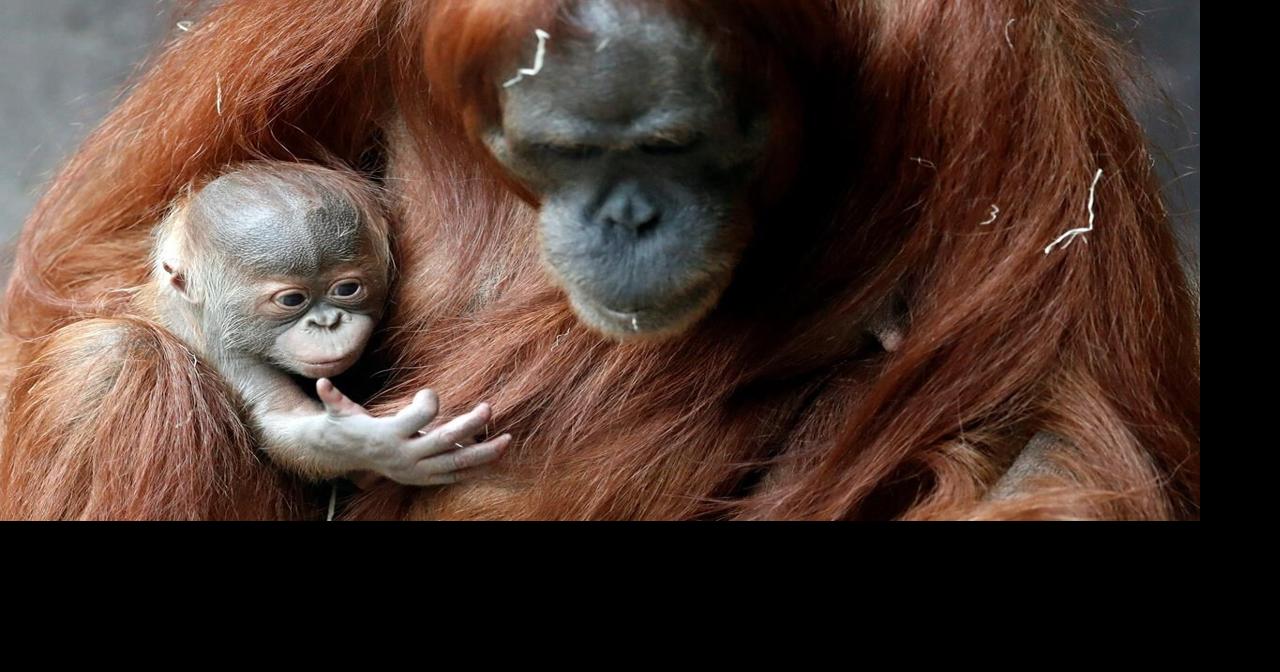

{"left": 316, "top": 378, "right": 511, "bottom": 486}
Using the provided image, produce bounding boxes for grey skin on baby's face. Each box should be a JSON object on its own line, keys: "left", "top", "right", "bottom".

{"left": 184, "top": 170, "right": 388, "bottom": 379}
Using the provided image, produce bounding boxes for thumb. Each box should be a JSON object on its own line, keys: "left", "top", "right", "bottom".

{"left": 316, "top": 378, "right": 365, "bottom": 416}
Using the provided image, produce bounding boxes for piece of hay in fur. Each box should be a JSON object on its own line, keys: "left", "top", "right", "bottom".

{"left": 1044, "top": 169, "right": 1103, "bottom": 254}
{"left": 504, "top": 29, "right": 551, "bottom": 88}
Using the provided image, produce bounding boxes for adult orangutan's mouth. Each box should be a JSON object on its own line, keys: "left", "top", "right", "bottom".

{"left": 572, "top": 279, "right": 723, "bottom": 340}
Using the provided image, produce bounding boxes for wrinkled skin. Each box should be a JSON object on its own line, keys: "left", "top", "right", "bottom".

{"left": 485, "top": 0, "right": 769, "bottom": 339}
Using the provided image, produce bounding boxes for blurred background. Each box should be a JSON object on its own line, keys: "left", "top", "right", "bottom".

{"left": 0, "top": 1, "right": 1200, "bottom": 276}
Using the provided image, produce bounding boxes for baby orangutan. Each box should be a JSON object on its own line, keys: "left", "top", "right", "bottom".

{"left": 150, "top": 162, "right": 510, "bottom": 486}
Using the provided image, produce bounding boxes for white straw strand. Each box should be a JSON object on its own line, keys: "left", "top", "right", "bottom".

{"left": 504, "top": 29, "right": 551, "bottom": 88}
{"left": 1044, "top": 169, "right": 1103, "bottom": 255}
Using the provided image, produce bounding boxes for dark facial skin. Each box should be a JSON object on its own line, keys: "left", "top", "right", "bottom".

{"left": 188, "top": 172, "right": 388, "bottom": 378}
{"left": 485, "top": 0, "right": 769, "bottom": 339}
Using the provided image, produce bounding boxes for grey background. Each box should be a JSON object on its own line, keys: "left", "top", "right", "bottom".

{"left": 0, "top": 1, "right": 1200, "bottom": 270}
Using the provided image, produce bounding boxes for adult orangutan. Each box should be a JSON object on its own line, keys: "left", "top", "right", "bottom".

{"left": 0, "top": 0, "right": 1199, "bottom": 520}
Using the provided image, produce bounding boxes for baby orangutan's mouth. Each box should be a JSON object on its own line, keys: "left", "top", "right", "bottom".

{"left": 288, "top": 352, "right": 361, "bottom": 379}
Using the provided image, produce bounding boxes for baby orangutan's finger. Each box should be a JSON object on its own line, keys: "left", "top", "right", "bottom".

{"left": 389, "top": 389, "right": 440, "bottom": 437}
{"left": 406, "top": 403, "right": 494, "bottom": 458}
{"left": 410, "top": 433, "right": 511, "bottom": 481}
{"left": 317, "top": 378, "right": 365, "bottom": 416}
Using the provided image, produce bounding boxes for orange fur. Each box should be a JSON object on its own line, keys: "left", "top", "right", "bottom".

{"left": 0, "top": 318, "right": 306, "bottom": 519}
{"left": 0, "top": 0, "right": 1199, "bottom": 520}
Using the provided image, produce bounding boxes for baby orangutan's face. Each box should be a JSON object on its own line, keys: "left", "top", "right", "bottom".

{"left": 169, "top": 169, "right": 389, "bottom": 378}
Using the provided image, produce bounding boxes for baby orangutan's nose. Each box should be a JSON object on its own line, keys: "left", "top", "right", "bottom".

{"left": 305, "top": 305, "right": 345, "bottom": 330}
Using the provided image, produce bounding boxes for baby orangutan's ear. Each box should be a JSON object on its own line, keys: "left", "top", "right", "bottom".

{"left": 161, "top": 258, "right": 199, "bottom": 303}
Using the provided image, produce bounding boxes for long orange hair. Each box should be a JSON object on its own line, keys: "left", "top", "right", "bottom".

{"left": 1, "top": 0, "right": 1198, "bottom": 520}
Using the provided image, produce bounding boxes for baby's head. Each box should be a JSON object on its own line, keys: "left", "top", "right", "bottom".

{"left": 155, "top": 162, "right": 391, "bottom": 378}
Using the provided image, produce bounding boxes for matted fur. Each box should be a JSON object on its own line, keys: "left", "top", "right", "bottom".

{"left": 0, "top": 0, "right": 1199, "bottom": 520}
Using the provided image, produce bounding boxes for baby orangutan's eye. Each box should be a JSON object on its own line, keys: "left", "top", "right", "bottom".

{"left": 329, "top": 279, "right": 365, "bottom": 301}
{"left": 273, "top": 289, "right": 309, "bottom": 309}
{"left": 333, "top": 281, "right": 361, "bottom": 297}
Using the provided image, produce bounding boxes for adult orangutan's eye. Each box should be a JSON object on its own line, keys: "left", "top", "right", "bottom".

{"left": 639, "top": 136, "right": 701, "bottom": 156}
{"left": 530, "top": 143, "right": 604, "bottom": 160}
